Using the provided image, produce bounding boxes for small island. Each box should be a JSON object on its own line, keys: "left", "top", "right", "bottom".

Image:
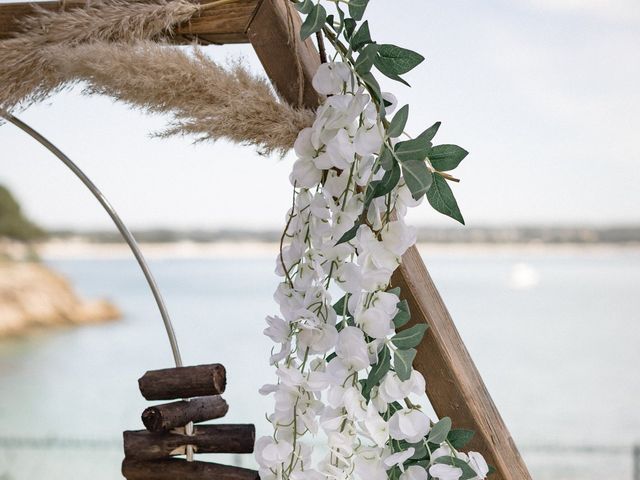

{"left": 0, "top": 184, "right": 119, "bottom": 337}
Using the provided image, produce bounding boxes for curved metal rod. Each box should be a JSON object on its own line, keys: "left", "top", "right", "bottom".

{"left": 1, "top": 112, "right": 183, "bottom": 368}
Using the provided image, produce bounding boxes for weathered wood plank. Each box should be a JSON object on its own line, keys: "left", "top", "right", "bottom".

{"left": 124, "top": 424, "right": 255, "bottom": 459}
{"left": 138, "top": 363, "right": 226, "bottom": 400}
{"left": 142, "top": 395, "right": 229, "bottom": 432}
{"left": 245, "top": 3, "right": 532, "bottom": 479}
{"left": 122, "top": 458, "right": 259, "bottom": 480}
{"left": 246, "top": 0, "right": 321, "bottom": 109}
{"left": 0, "top": 0, "right": 259, "bottom": 43}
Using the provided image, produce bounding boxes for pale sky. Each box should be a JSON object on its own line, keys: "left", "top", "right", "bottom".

{"left": 0, "top": 0, "right": 638, "bottom": 230}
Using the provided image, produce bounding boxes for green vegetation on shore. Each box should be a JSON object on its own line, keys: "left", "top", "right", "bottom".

{"left": 0, "top": 185, "right": 45, "bottom": 242}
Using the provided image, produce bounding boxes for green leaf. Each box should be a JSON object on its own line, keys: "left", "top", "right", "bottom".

{"left": 336, "top": 222, "right": 360, "bottom": 245}
{"left": 360, "top": 71, "right": 382, "bottom": 105}
{"left": 348, "top": 0, "right": 369, "bottom": 20}
{"left": 365, "top": 345, "right": 391, "bottom": 395}
{"left": 428, "top": 417, "right": 452, "bottom": 444}
{"left": 447, "top": 429, "right": 475, "bottom": 450}
{"left": 429, "top": 144, "right": 469, "bottom": 171}
{"left": 374, "top": 161, "right": 401, "bottom": 197}
{"left": 355, "top": 43, "right": 379, "bottom": 75}
{"left": 394, "top": 348, "right": 416, "bottom": 381}
{"left": 333, "top": 294, "right": 350, "bottom": 316}
{"left": 326, "top": 352, "right": 337, "bottom": 362}
{"left": 394, "top": 137, "right": 431, "bottom": 163}
{"left": 379, "top": 144, "right": 394, "bottom": 170}
{"left": 388, "top": 287, "right": 401, "bottom": 296}
{"left": 375, "top": 44, "right": 425, "bottom": 76}
{"left": 295, "top": 0, "right": 314, "bottom": 14}
{"left": 300, "top": 3, "right": 327, "bottom": 40}
{"left": 393, "top": 299, "right": 411, "bottom": 328}
{"left": 402, "top": 160, "right": 433, "bottom": 200}
{"left": 426, "top": 173, "right": 465, "bottom": 224}
{"left": 391, "top": 324, "right": 428, "bottom": 349}
{"left": 433, "top": 456, "right": 478, "bottom": 480}
{"left": 350, "top": 20, "right": 371, "bottom": 51}
{"left": 417, "top": 121, "right": 441, "bottom": 143}
{"left": 387, "top": 104, "right": 409, "bottom": 138}
{"left": 343, "top": 17, "right": 357, "bottom": 39}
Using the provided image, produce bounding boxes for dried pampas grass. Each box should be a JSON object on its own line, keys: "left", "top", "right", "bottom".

{"left": 0, "top": 0, "right": 315, "bottom": 154}
{"left": 0, "top": 0, "right": 200, "bottom": 110}
{"left": 53, "top": 42, "right": 314, "bottom": 155}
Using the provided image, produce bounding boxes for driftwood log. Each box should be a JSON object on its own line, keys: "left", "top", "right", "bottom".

{"left": 138, "top": 363, "right": 226, "bottom": 400}
{"left": 142, "top": 395, "right": 229, "bottom": 432}
{"left": 122, "top": 458, "right": 259, "bottom": 480}
{"left": 124, "top": 424, "right": 255, "bottom": 460}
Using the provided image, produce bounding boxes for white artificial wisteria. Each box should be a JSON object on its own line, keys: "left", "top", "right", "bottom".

{"left": 256, "top": 62, "right": 489, "bottom": 480}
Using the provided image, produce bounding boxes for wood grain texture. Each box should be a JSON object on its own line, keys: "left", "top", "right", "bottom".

{"left": 246, "top": 5, "right": 532, "bottom": 480}
{"left": 122, "top": 457, "right": 259, "bottom": 480}
{"left": 0, "top": 0, "right": 260, "bottom": 43}
{"left": 246, "top": 0, "right": 321, "bottom": 109}
{"left": 391, "top": 248, "right": 532, "bottom": 479}
{"left": 142, "top": 395, "right": 229, "bottom": 432}
{"left": 138, "top": 363, "right": 226, "bottom": 400}
{"left": 123, "top": 424, "right": 255, "bottom": 459}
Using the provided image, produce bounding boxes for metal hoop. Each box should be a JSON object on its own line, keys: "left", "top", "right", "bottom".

{"left": 1, "top": 112, "right": 184, "bottom": 368}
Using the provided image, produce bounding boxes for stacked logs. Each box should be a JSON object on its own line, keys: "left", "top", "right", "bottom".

{"left": 122, "top": 363, "right": 258, "bottom": 480}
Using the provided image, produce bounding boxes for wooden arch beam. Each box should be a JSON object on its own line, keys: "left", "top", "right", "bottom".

{"left": 0, "top": 0, "right": 532, "bottom": 478}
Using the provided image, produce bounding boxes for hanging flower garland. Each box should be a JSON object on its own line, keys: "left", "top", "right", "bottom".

{"left": 257, "top": 2, "right": 489, "bottom": 480}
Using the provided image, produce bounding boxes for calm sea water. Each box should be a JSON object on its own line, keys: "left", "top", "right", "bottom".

{"left": 0, "top": 246, "right": 639, "bottom": 479}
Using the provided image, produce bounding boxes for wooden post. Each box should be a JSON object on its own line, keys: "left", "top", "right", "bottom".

{"left": 123, "top": 424, "right": 255, "bottom": 459}
{"left": 122, "top": 458, "right": 259, "bottom": 480}
{"left": 246, "top": 0, "right": 321, "bottom": 109}
{"left": 245, "top": 3, "right": 532, "bottom": 480}
{"left": 142, "top": 396, "right": 229, "bottom": 432}
{"left": 0, "top": 0, "right": 261, "bottom": 43}
{"left": 138, "top": 363, "right": 226, "bottom": 400}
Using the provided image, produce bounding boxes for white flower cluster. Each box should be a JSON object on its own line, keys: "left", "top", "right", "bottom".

{"left": 256, "top": 63, "right": 489, "bottom": 480}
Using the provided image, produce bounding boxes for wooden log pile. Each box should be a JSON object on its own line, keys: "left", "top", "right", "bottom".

{"left": 122, "top": 363, "right": 258, "bottom": 480}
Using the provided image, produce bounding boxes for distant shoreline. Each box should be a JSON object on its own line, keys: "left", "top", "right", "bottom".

{"left": 36, "top": 239, "right": 640, "bottom": 260}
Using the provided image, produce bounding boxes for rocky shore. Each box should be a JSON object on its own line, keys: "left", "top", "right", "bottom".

{"left": 0, "top": 261, "right": 120, "bottom": 337}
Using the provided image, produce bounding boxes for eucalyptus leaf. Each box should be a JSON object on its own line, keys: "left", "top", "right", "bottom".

{"left": 365, "top": 345, "right": 391, "bottom": 395}
{"left": 360, "top": 72, "right": 383, "bottom": 105}
{"left": 348, "top": 0, "right": 369, "bottom": 20}
{"left": 374, "top": 161, "right": 401, "bottom": 197}
{"left": 394, "top": 137, "right": 431, "bottom": 163}
{"left": 428, "top": 417, "right": 452, "bottom": 444}
{"left": 336, "top": 222, "right": 360, "bottom": 245}
{"left": 350, "top": 20, "right": 371, "bottom": 51}
{"left": 447, "top": 429, "right": 475, "bottom": 450}
{"left": 429, "top": 144, "right": 469, "bottom": 171}
{"left": 426, "top": 173, "right": 465, "bottom": 224}
{"left": 387, "top": 104, "right": 409, "bottom": 138}
{"left": 402, "top": 160, "right": 432, "bottom": 200}
{"left": 417, "top": 121, "right": 441, "bottom": 143}
{"left": 355, "top": 43, "right": 379, "bottom": 75}
{"left": 300, "top": 3, "right": 327, "bottom": 40}
{"left": 379, "top": 144, "right": 394, "bottom": 170}
{"left": 391, "top": 324, "right": 428, "bottom": 349}
{"left": 343, "top": 18, "right": 357, "bottom": 39}
{"left": 394, "top": 348, "right": 416, "bottom": 381}
{"left": 393, "top": 299, "right": 411, "bottom": 328}
{"left": 333, "top": 294, "right": 351, "bottom": 316}
{"left": 388, "top": 287, "right": 401, "bottom": 296}
{"left": 375, "top": 44, "right": 425, "bottom": 76}
{"left": 295, "top": 0, "right": 314, "bottom": 14}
